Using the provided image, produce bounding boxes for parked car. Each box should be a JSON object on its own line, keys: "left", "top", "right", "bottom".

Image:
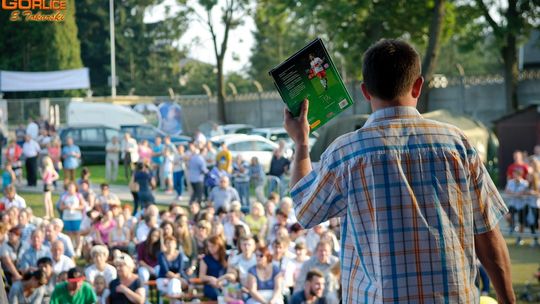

{"left": 210, "top": 134, "right": 285, "bottom": 172}
{"left": 58, "top": 124, "right": 122, "bottom": 164}
{"left": 120, "top": 124, "right": 191, "bottom": 145}
{"left": 221, "top": 124, "right": 255, "bottom": 135}
{"left": 250, "top": 127, "right": 319, "bottom": 148}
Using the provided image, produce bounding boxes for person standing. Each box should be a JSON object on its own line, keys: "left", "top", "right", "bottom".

{"left": 121, "top": 133, "right": 138, "bottom": 179}
{"left": 151, "top": 136, "right": 164, "bottom": 188}
{"left": 22, "top": 135, "right": 41, "bottom": 187}
{"left": 188, "top": 147, "right": 208, "bottom": 205}
{"left": 26, "top": 118, "right": 39, "bottom": 140}
{"left": 105, "top": 136, "right": 120, "bottom": 182}
{"left": 61, "top": 137, "right": 81, "bottom": 185}
{"left": 284, "top": 39, "right": 514, "bottom": 303}
{"left": 42, "top": 156, "right": 59, "bottom": 219}
{"left": 267, "top": 149, "right": 290, "bottom": 197}
{"left": 172, "top": 144, "right": 186, "bottom": 200}
{"left": 216, "top": 143, "right": 233, "bottom": 174}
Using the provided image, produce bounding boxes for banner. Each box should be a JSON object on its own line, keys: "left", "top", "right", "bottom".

{"left": 0, "top": 68, "right": 90, "bottom": 92}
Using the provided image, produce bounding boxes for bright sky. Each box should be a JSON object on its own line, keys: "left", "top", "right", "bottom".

{"left": 144, "top": 0, "right": 255, "bottom": 74}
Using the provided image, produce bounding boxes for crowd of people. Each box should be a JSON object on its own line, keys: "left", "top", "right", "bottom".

{"left": 504, "top": 147, "right": 540, "bottom": 246}
{"left": 0, "top": 117, "right": 338, "bottom": 304}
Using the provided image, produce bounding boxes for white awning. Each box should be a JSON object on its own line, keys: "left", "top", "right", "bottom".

{"left": 0, "top": 68, "right": 90, "bottom": 92}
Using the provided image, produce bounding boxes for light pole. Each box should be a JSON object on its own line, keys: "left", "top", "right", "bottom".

{"left": 109, "top": 0, "right": 117, "bottom": 98}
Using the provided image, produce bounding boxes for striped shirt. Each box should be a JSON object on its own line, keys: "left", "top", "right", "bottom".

{"left": 291, "top": 106, "right": 507, "bottom": 304}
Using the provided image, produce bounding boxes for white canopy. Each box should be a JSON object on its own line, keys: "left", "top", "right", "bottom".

{"left": 0, "top": 68, "right": 90, "bottom": 92}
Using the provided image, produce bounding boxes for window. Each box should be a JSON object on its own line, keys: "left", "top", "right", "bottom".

{"left": 139, "top": 127, "right": 156, "bottom": 137}
{"left": 105, "top": 129, "right": 120, "bottom": 141}
{"left": 64, "top": 129, "right": 81, "bottom": 142}
{"left": 81, "top": 128, "right": 102, "bottom": 143}
{"left": 254, "top": 141, "right": 275, "bottom": 152}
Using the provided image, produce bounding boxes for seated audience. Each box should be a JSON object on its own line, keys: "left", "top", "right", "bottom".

{"left": 85, "top": 245, "right": 117, "bottom": 285}
{"left": 51, "top": 240, "right": 75, "bottom": 275}
{"left": 157, "top": 236, "right": 189, "bottom": 298}
{"left": 50, "top": 267, "right": 97, "bottom": 304}
{"left": 108, "top": 251, "right": 145, "bottom": 304}
{"left": 246, "top": 246, "right": 283, "bottom": 304}
{"left": 289, "top": 269, "right": 327, "bottom": 304}
{"left": 18, "top": 229, "right": 50, "bottom": 274}
{"left": 8, "top": 269, "right": 48, "bottom": 304}
{"left": 200, "top": 235, "right": 228, "bottom": 300}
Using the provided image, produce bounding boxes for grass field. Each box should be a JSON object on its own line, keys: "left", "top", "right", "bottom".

{"left": 18, "top": 182, "right": 540, "bottom": 303}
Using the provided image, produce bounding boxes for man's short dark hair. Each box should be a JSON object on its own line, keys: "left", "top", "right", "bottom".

{"left": 67, "top": 267, "right": 84, "bottom": 279}
{"left": 37, "top": 257, "right": 53, "bottom": 267}
{"left": 306, "top": 269, "right": 324, "bottom": 282}
{"left": 362, "top": 39, "right": 421, "bottom": 101}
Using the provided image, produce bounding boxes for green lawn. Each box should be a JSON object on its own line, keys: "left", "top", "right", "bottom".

{"left": 21, "top": 190, "right": 540, "bottom": 302}
{"left": 58, "top": 165, "right": 130, "bottom": 186}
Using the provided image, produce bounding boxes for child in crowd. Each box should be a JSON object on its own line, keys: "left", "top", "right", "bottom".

{"left": 2, "top": 162, "right": 16, "bottom": 191}
{"left": 42, "top": 156, "right": 59, "bottom": 219}
{"left": 93, "top": 274, "right": 110, "bottom": 304}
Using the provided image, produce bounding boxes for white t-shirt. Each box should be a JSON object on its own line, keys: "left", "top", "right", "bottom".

{"left": 53, "top": 255, "right": 75, "bottom": 275}
{"left": 85, "top": 263, "right": 117, "bottom": 285}
{"left": 1, "top": 194, "right": 27, "bottom": 209}
{"left": 61, "top": 193, "right": 84, "bottom": 221}
{"left": 135, "top": 222, "right": 151, "bottom": 243}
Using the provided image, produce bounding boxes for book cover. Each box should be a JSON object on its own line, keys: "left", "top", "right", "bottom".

{"left": 269, "top": 38, "right": 354, "bottom": 132}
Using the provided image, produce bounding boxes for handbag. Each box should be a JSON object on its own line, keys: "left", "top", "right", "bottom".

{"left": 128, "top": 176, "right": 139, "bottom": 192}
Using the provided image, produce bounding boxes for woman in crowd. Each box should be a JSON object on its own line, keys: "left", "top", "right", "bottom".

{"left": 59, "top": 182, "right": 86, "bottom": 249}
{"left": 8, "top": 269, "right": 48, "bottom": 304}
{"left": 137, "top": 139, "right": 153, "bottom": 165}
{"left": 173, "top": 144, "right": 186, "bottom": 199}
{"left": 108, "top": 252, "right": 146, "bottom": 304}
{"left": 132, "top": 162, "right": 155, "bottom": 215}
{"left": 85, "top": 245, "right": 117, "bottom": 285}
{"left": 109, "top": 213, "right": 131, "bottom": 253}
{"left": 5, "top": 138, "right": 22, "bottom": 184}
{"left": 174, "top": 214, "right": 197, "bottom": 274}
{"left": 246, "top": 246, "right": 283, "bottom": 304}
{"left": 41, "top": 156, "right": 59, "bottom": 220}
{"left": 199, "top": 234, "right": 228, "bottom": 300}
{"left": 244, "top": 202, "right": 268, "bottom": 241}
{"left": 137, "top": 228, "right": 161, "bottom": 285}
{"left": 157, "top": 236, "right": 189, "bottom": 298}
{"left": 94, "top": 210, "right": 117, "bottom": 246}
{"left": 194, "top": 220, "right": 211, "bottom": 259}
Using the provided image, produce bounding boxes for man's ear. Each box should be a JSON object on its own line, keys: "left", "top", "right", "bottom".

{"left": 411, "top": 76, "right": 424, "bottom": 99}
{"left": 361, "top": 83, "right": 372, "bottom": 102}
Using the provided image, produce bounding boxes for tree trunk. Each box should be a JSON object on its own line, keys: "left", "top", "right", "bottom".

{"left": 216, "top": 58, "right": 227, "bottom": 123}
{"left": 417, "top": 0, "right": 445, "bottom": 113}
{"left": 502, "top": 0, "right": 519, "bottom": 112}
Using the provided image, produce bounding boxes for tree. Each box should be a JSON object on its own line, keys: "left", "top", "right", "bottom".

{"left": 248, "top": 1, "right": 311, "bottom": 90}
{"left": 75, "top": 0, "right": 188, "bottom": 96}
{"left": 193, "top": 0, "right": 250, "bottom": 123}
{"left": 0, "top": 0, "right": 84, "bottom": 98}
{"left": 475, "top": 0, "right": 540, "bottom": 112}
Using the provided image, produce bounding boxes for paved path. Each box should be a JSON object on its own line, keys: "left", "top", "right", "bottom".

{"left": 18, "top": 180, "right": 191, "bottom": 206}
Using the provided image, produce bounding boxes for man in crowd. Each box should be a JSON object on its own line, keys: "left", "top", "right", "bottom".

{"left": 121, "top": 132, "right": 138, "bottom": 179}
{"left": 294, "top": 241, "right": 339, "bottom": 303}
{"left": 285, "top": 39, "right": 514, "bottom": 303}
{"left": 49, "top": 267, "right": 97, "bottom": 304}
{"left": 18, "top": 229, "right": 51, "bottom": 273}
{"left": 26, "top": 117, "right": 39, "bottom": 140}
{"left": 290, "top": 269, "right": 328, "bottom": 304}
{"left": 61, "top": 136, "right": 81, "bottom": 184}
{"left": 50, "top": 240, "right": 75, "bottom": 275}
{"left": 151, "top": 136, "right": 164, "bottom": 187}
{"left": 0, "top": 226, "right": 23, "bottom": 282}
{"left": 22, "top": 134, "right": 41, "bottom": 186}
{"left": 37, "top": 257, "right": 57, "bottom": 302}
{"left": 208, "top": 175, "right": 240, "bottom": 212}
{"left": 188, "top": 146, "right": 208, "bottom": 205}
{"left": 44, "top": 222, "right": 75, "bottom": 258}
{"left": 95, "top": 183, "right": 121, "bottom": 212}
{"left": 0, "top": 185, "right": 26, "bottom": 210}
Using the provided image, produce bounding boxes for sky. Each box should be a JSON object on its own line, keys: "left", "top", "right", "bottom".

{"left": 144, "top": 0, "right": 255, "bottom": 74}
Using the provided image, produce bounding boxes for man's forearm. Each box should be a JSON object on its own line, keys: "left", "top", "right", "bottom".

{"left": 290, "top": 144, "right": 312, "bottom": 187}
{"left": 475, "top": 226, "right": 515, "bottom": 303}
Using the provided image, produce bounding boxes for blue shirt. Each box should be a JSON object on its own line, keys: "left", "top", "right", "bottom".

{"left": 61, "top": 145, "right": 81, "bottom": 169}
{"left": 18, "top": 245, "right": 51, "bottom": 271}
{"left": 188, "top": 154, "right": 208, "bottom": 183}
{"left": 152, "top": 144, "right": 164, "bottom": 164}
{"left": 158, "top": 251, "right": 189, "bottom": 280}
{"left": 2, "top": 171, "right": 12, "bottom": 190}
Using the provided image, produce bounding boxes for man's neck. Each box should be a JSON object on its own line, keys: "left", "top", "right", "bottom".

{"left": 304, "top": 289, "right": 317, "bottom": 302}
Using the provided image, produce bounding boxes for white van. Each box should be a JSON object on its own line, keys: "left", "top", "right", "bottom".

{"left": 67, "top": 101, "right": 146, "bottom": 129}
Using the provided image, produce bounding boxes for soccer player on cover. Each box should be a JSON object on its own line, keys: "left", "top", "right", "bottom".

{"left": 309, "top": 54, "right": 328, "bottom": 90}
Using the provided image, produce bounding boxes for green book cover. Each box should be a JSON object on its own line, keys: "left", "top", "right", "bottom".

{"left": 269, "top": 38, "right": 354, "bottom": 132}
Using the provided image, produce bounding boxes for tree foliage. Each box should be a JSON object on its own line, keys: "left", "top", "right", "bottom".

{"left": 75, "top": 0, "right": 188, "bottom": 96}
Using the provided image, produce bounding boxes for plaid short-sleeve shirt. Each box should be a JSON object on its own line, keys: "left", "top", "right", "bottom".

{"left": 291, "top": 106, "right": 507, "bottom": 304}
